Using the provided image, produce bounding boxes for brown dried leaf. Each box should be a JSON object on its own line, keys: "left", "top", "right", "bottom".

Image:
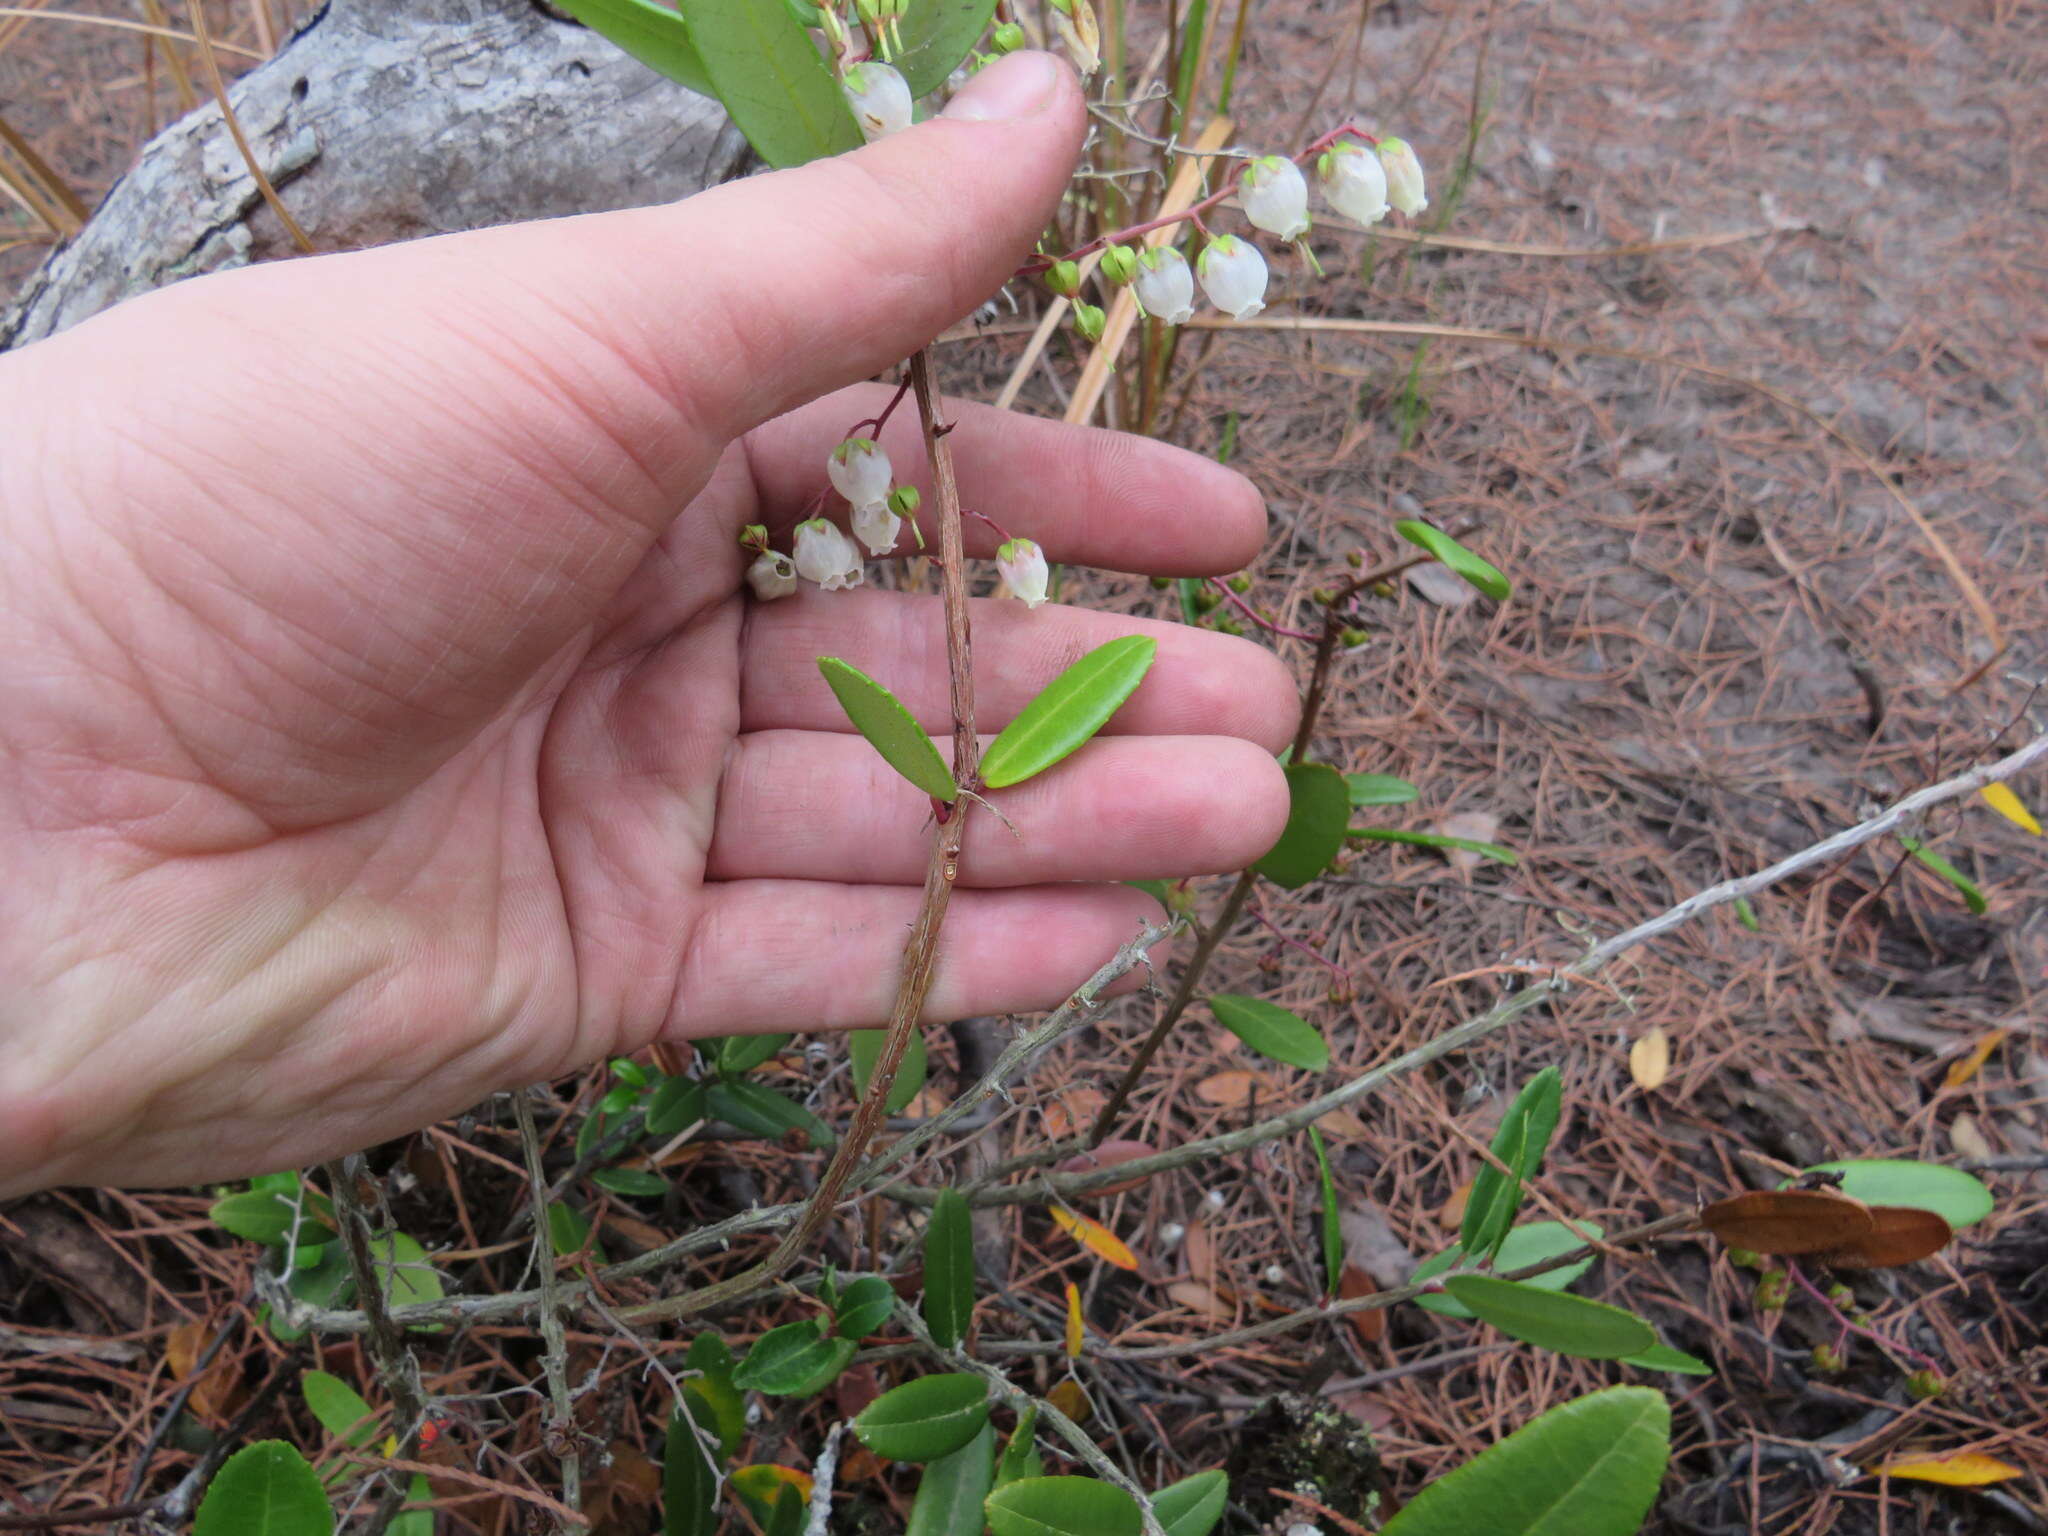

{"left": 1338, "top": 1265, "right": 1387, "bottom": 1345}
{"left": 1165, "top": 1279, "right": 1232, "bottom": 1320}
{"left": 1314, "top": 1107, "right": 1371, "bottom": 1140}
{"left": 1431, "top": 811, "right": 1501, "bottom": 872}
{"left": 1194, "top": 1069, "right": 1269, "bottom": 1106}
{"left": 1041, "top": 1088, "right": 1106, "bottom": 1140}
{"left": 1949, "top": 1113, "right": 1993, "bottom": 1161}
{"left": 1056, "top": 1140, "right": 1160, "bottom": 1199}
{"left": 1183, "top": 1220, "right": 1215, "bottom": 1284}
{"left": 1440, "top": 1179, "right": 1473, "bottom": 1230}
{"left": 164, "top": 1321, "right": 234, "bottom": 1423}
{"left": 1702, "top": 1188, "right": 1875, "bottom": 1256}
{"left": 1047, "top": 1378, "right": 1091, "bottom": 1425}
{"left": 1406, "top": 561, "right": 1478, "bottom": 608}
{"left": 1814, "top": 1205, "right": 1954, "bottom": 1270}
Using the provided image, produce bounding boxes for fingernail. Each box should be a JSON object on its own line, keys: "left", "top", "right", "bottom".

{"left": 943, "top": 50, "right": 1061, "bottom": 122}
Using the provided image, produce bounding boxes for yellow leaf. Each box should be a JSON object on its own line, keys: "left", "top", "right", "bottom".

{"left": 1980, "top": 783, "right": 2042, "bottom": 836}
{"left": 1047, "top": 1378, "right": 1092, "bottom": 1425}
{"left": 1629, "top": 1027, "right": 1672, "bottom": 1091}
{"left": 1943, "top": 1029, "right": 2007, "bottom": 1090}
{"left": 1872, "top": 1451, "right": 2024, "bottom": 1487}
{"left": 1440, "top": 1179, "right": 1472, "bottom": 1229}
{"left": 1063, "top": 1282, "right": 1084, "bottom": 1358}
{"left": 732, "top": 1464, "right": 815, "bottom": 1502}
{"left": 1048, "top": 1205, "right": 1139, "bottom": 1271}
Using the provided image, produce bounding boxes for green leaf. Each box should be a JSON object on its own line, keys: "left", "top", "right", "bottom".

{"left": 210, "top": 1189, "right": 335, "bottom": 1249}
{"left": 683, "top": 1333, "right": 747, "bottom": 1460}
{"left": 1380, "top": 1387, "right": 1669, "bottom": 1536}
{"left": 818, "top": 658, "right": 958, "bottom": 801}
{"left": 850, "top": 1027, "right": 928, "bottom": 1114}
{"left": 719, "top": 1031, "right": 794, "bottom": 1078}
{"left": 390, "top": 1474, "right": 434, "bottom": 1536}
{"left": 1732, "top": 895, "right": 1760, "bottom": 931}
{"left": 673, "top": 0, "right": 862, "bottom": 168}
{"left": 1444, "top": 1276, "right": 1657, "bottom": 1360}
{"left": 708, "top": 1080, "right": 836, "bottom": 1148}
{"left": 854, "top": 1373, "right": 991, "bottom": 1462}
{"left": 1208, "top": 994, "right": 1328, "bottom": 1071}
{"left": 555, "top": 0, "right": 713, "bottom": 95}
{"left": 1460, "top": 1067, "right": 1562, "bottom": 1260}
{"left": 909, "top": 1421, "right": 997, "bottom": 1536}
{"left": 371, "top": 1232, "right": 445, "bottom": 1325}
{"left": 923, "top": 1188, "right": 975, "bottom": 1348}
{"left": 1310, "top": 1127, "right": 1341, "bottom": 1298}
{"left": 986, "top": 1476, "right": 1144, "bottom": 1536}
{"left": 600, "top": 1082, "right": 641, "bottom": 1117}
{"left": 980, "top": 636, "right": 1158, "bottom": 789}
{"left": 591, "top": 1167, "right": 670, "bottom": 1198}
{"left": 1151, "top": 1470, "right": 1229, "bottom": 1536}
{"left": 892, "top": 0, "right": 998, "bottom": 95}
{"left": 1349, "top": 826, "right": 1519, "bottom": 865}
{"left": 1622, "top": 1344, "right": 1712, "bottom": 1376}
{"left": 269, "top": 1242, "right": 353, "bottom": 1341}
{"left": 1898, "top": 837, "right": 1987, "bottom": 914}
{"left": 834, "top": 1274, "right": 898, "bottom": 1340}
{"left": 611, "top": 1057, "right": 650, "bottom": 1088}
{"left": 1392, "top": 520, "right": 1510, "bottom": 601}
{"left": 733, "top": 1320, "right": 857, "bottom": 1396}
{"left": 995, "top": 1406, "right": 1043, "bottom": 1490}
{"left": 1798, "top": 1159, "right": 1994, "bottom": 1229}
{"left": 1347, "top": 772, "right": 1420, "bottom": 807}
{"left": 1412, "top": 1221, "right": 1605, "bottom": 1317}
{"left": 547, "top": 1201, "right": 594, "bottom": 1258}
{"left": 193, "top": 1441, "right": 333, "bottom": 1536}
{"left": 1255, "top": 761, "right": 1351, "bottom": 888}
{"left": 663, "top": 1405, "right": 718, "bottom": 1536}
{"left": 300, "top": 1370, "right": 378, "bottom": 1447}
{"left": 645, "top": 1077, "right": 708, "bottom": 1137}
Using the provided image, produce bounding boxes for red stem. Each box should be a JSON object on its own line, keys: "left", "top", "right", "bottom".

{"left": 1206, "top": 577, "right": 1320, "bottom": 639}
{"left": 1786, "top": 1263, "right": 1940, "bottom": 1372}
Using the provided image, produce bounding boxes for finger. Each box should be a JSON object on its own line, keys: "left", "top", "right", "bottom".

{"left": 745, "top": 385, "right": 1266, "bottom": 576}
{"left": 740, "top": 586, "right": 1300, "bottom": 750}
{"left": 667, "top": 881, "right": 1166, "bottom": 1035}
{"left": 710, "top": 730, "right": 1288, "bottom": 887}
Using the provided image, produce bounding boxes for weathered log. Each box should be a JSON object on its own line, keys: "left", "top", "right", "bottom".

{"left": 2, "top": 0, "right": 746, "bottom": 348}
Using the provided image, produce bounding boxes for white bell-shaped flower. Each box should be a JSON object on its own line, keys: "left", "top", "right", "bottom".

{"left": 1377, "top": 136, "right": 1428, "bottom": 216}
{"left": 827, "top": 437, "right": 893, "bottom": 510}
{"left": 746, "top": 550, "right": 799, "bottom": 601}
{"left": 995, "top": 537, "right": 1049, "bottom": 608}
{"left": 843, "top": 62, "right": 912, "bottom": 141}
{"left": 1131, "top": 246, "right": 1196, "bottom": 325}
{"left": 1196, "top": 235, "right": 1267, "bottom": 321}
{"left": 1240, "top": 155, "right": 1311, "bottom": 241}
{"left": 1317, "top": 139, "right": 1388, "bottom": 226}
{"left": 851, "top": 501, "right": 903, "bottom": 557}
{"left": 793, "top": 517, "right": 864, "bottom": 591}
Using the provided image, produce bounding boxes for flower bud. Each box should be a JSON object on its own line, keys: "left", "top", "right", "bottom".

{"left": 1754, "top": 1271, "right": 1790, "bottom": 1311}
{"left": 783, "top": 0, "right": 826, "bottom": 26}
{"left": 746, "top": 549, "right": 799, "bottom": 601}
{"left": 1197, "top": 234, "right": 1268, "bottom": 321}
{"left": 1046, "top": 259, "right": 1082, "bottom": 297}
{"left": 852, "top": 501, "right": 903, "bottom": 556}
{"left": 990, "top": 19, "right": 1025, "bottom": 50}
{"left": 1725, "top": 1246, "right": 1762, "bottom": 1270}
{"left": 739, "top": 522, "right": 770, "bottom": 549}
{"left": 1317, "top": 138, "right": 1388, "bottom": 226}
{"left": 842, "top": 62, "right": 912, "bottom": 141}
{"left": 1810, "top": 1344, "right": 1846, "bottom": 1374}
{"left": 995, "top": 536, "right": 1050, "bottom": 608}
{"left": 1240, "top": 154, "right": 1311, "bottom": 240}
{"left": 1826, "top": 1283, "right": 1856, "bottom": 1307}
{"left": 1132, "top": 246, "right": 1196, "bottom": 325}
{"left": 1226, "top": 573, "right": 1251, "bottom": 594}
{"left": 1098, "top": 243, "right": 1138, "bottom": 285}
{"left": 887, "top": 484, "right": 921, "bottom": 518}
{"left": 1377, "top": 136, "right": 1428, "bottom": 216}
{"left": 855, "top": 0, "right": 881, "bottom": 25}
{"left": 1148, "top": 575, "right": 1173, "bottom": 590}
{"left": 793, "top": 517, "right": 864, "bottom": 591}
{"left": 1341, "top": 628, "right": 1369, "bottom": 648}
{"left": 828, "top": 436, "right": 893, "bottom": 510}
{"left": 1073, "top": 302, "right": 1106, "bottom": 343}
{"left": 1905, "top": 1370, "right": 1944, "bottom": 1401}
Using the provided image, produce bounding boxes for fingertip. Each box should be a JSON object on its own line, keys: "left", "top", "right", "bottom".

{"left": 1171, "top": 630, "right": 1301, "bottom": 754}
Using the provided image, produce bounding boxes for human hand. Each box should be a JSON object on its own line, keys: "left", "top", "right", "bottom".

{"left": 0, "top": 52, "right": 1295, "bottom": 1196}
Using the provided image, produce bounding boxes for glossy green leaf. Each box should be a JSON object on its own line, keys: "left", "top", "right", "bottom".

{"left": 1732, "top": 895, "right": 1760, "bottom": 931}
{"left": 1349, "top": 826, "right": 1519, "bottom": 865}
{"left": 390, "top": 1474, "right": 433, "bottom": 1536}
{"left": 599, "top": 1082, "right": 641, "bottom": 1116}
{"left": 909, "top": 1421, "right": 997, "bottom": 1536}
{"left": 1898, "top": 837, "right": 1987, "bottom": 914}
{"left": 1393, "top": 520, "right": 1510, "bottom": 601}
{"left": 268, "top": 1242, "right": 352, "bottom": 1341}
{"left": 986, "top": 1476, "right": 1144, "bottom": 1536}
{"left": 193, "top": 1441, "right": 333, "bottom": 1536}
{"left": 371, "top": 1232, "right": 445, "bottom": 1325}
{"left": 673, "top": 0, "right": 861, "bottom": 168}
{"left": 1622, "top": 1344, "right": 1712, "bottom": 1376}
{"left": 1151, "top": 1470, "right": 1229, "bottom": 1536}
{"left": 576, "top": 1100, "right": 621, "bottom": 1161}
{"left": 980, "top": 636, "right": 1158, "bottom": 789}
{"left": 1208, "top": 994, "right": 1328, "bottom": 1071}
{"left": 1347, "top": 772, "right": 1420, "bottom": 807}
{"left": 1798, "top": 1159, "right": 1994, "bottom": 1229}
{"left": 683, "top": 1333, "right": 746, "bottom": 1459}
{"left": 210, "top": 1189, "right": 335, "bottom": 1249}
{"left": 892, "top": 0, "right": 998, "bottom": 95}
{"left": 611, "top": 1056, "right": 649, "bottom": 1086}
{"left": 592, "top": 1166, "right": 669, "bottom": 1198}
{"left": 547, "top": 1201, "right": 593, "bottom": 1258}
{"left": 994, "top": 1406, "right": 1043, "bottom": 1490}
{"left": 663, "top": 1404, "right": 718, "bottom": 1536}
{"left": 732, "top": 1319, "right": 858, "bottom": 1396}
{"left": 834, "top": 1274, "right": 898, "bottom": 1340}
{"left": 555, "top": 0, "right": 712, "bottom": 95}
{"left": 719, "top": 1031, "right": 794, "bottom": 1078}
{"left": 854, "top": 1373, "right": 991, "bottom": 1462}
{"left": 850, "top": 1027, "right": 928, "bottom": 1114}
{"left": 645, "top": 1076, "right": 708, "bottom": 1137}
{"left": 1380, "top": 1387, "right": 1669, "bottom": 1536}
{"left": 1445, "top": 1276, "right": 1657, "bottom": 1360}
{"left": 1310, "top": 1127, "right": 1341, "bottom": 1298}
{"left": 732, "top": 1471, "right": 808, "bottom": 1536}
{"left": 708, "top": 1080, "right": 835, "bottom": 1148}
{"left": 300, "top": 1370, "right": 378, "bottom": 1447}
{"left": 924, "top": 1188, "right": 975, "bottom": 1348}
{"left": 1255, "top": 761, "right": 1351, "bottom": 888}
{"left": 1413, "top": 1221, "right": 1604, "bottom": 1318}
{"left": 819, "top": 658, "right": 957, "bottom": 801}
{"left": 1461, "top": 1068, "right": 1562, "bottom": 1260}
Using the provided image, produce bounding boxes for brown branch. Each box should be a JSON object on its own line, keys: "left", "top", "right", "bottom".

{"left": 513, "top": 1093, "right": 582, "bottom": 1525}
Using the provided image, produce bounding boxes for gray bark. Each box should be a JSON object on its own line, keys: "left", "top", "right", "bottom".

{"left": 2, "top": 0, "right": 746, "bottom": 349}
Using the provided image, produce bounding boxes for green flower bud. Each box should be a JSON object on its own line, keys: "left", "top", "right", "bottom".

{"left": 1810, "top": 1344, "right": 1846, "bottom": 1374}
{"left": 1725, "top": 1247, "right": 1763, "bottom": 1270}
{"left": 991, "top": 19, "right": 1025, "bottom": 50}
{"left": 1226, "top": 573, "right": 1251, "bottom": 594}
{"left": 856, "top": 0, "right": 881, "bottom": 24}
{"left": 1149, "top": 575, "right": 1173, "bottom": 590}
{"left": 1826, "top": 1283, "right": 1855, "bottom": 1308}
{"left": 739, "top": 522, "right": 770, "bottom": 549}
{"left": 1072, "top": 302, "right": 1106, "bottom": 343}
{"left": 1905, "top": 1370, "right": 1944, "bottom": 1401}
{"left": 887, "top": 484, "right": 921, "bottom": 517}
{"left": 1346, "top": 549, "right": 1365, "bottom": 568}
{"left": 1754, "top": 1271, "right": 1790, "bottom": 1311}
{"left": 1098, "top": 243, "right": 1138, "bottom": 285}
{"left": 1217, "top": 617, "right": 1244, "bottom": 636}
{"left": 1192, "top": 589, "right": 1221, "bottom": 614}
{"left": 1310, "top": 587, "right": 1336, "bottom": 605}
{"left": 1341, "top": 628, "right": 1369, "bottom": 648}
{"left": 1046, "top": 259, "right": 1082, "bottom": 298}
